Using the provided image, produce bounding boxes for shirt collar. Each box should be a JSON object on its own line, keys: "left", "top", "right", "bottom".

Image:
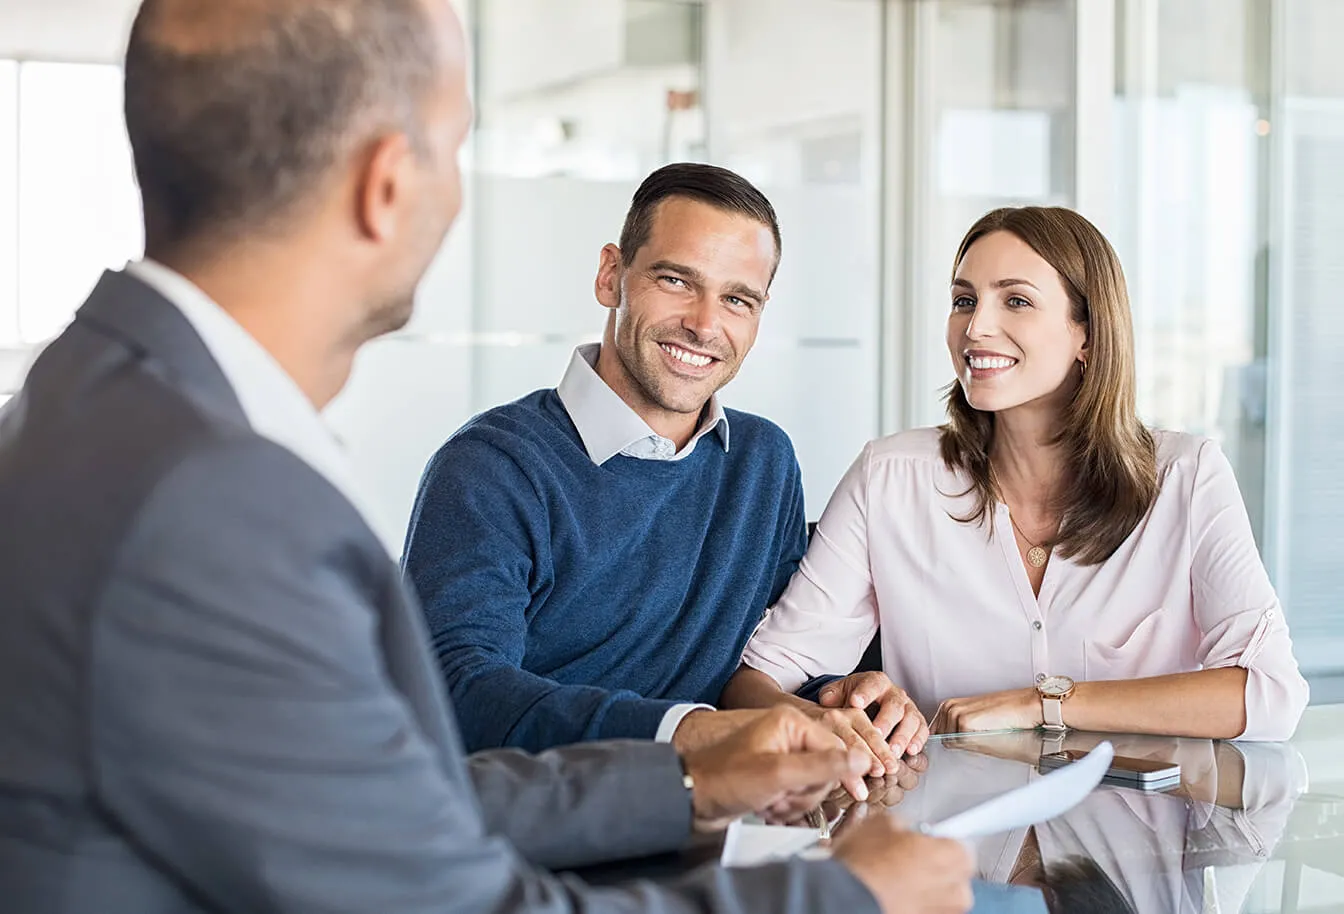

{"left": 123, "top": 259, "right": 395, "bottom": 556}
{"left": 555, "top": 343, "right": 730, "bottom": 466}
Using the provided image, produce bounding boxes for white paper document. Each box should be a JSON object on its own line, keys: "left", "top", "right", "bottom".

{"left": 721, "top": 820, "right": 822, "bottom": 867}
{"left": 720, "top": 742, "right": 1114, "bottom": 867}
{"left": 922, "top": 741, "right": 1114, "bottom": 839}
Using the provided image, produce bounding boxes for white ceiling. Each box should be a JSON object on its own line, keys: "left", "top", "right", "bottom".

{"left": 0, "top": 0, "right": 140, "bottom": 63}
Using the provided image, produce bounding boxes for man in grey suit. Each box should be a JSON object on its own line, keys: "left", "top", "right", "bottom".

{"left": 0, "top": 1, "right": 1036, "bottom": 913}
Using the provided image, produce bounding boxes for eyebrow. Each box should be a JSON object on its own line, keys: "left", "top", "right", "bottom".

{"left": 648, "top": 260, "right": 766, "bottom": 305}
{"left": 951, "top": 277, "right": 1041, "bottom": 292}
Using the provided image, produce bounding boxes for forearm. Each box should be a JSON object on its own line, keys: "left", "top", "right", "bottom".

{"left": 446, "top": 658, "right": 679, "bottom": 752}
{"left": 468, "top": 741, "right": 693, "bottom": 870}
{"left": 1065, "top": 667, "right": 1250, "bottom": 739}
{"left": 720, "top": 667, "right": 816, "bottom": 713}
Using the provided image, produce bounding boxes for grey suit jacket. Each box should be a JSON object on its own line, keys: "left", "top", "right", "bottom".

{"left": 0, "top": 271, "right": 878, "bottom": 913}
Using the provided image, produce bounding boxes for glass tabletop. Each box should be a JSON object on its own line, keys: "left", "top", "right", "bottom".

{"left": 828, "top": 704, "right": 1344, "bottom": 913}
{"left": 575, "top": 705, "right": 1344, "bottom": 913}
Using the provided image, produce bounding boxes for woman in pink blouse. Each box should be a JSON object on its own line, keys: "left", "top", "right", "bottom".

{"left": 723, "top": 206, "right": 1308, "bottom": 780}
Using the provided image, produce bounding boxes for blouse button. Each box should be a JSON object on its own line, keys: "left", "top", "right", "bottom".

{"left": 1033, "top": 621, "right": 1043, "bottom": 630}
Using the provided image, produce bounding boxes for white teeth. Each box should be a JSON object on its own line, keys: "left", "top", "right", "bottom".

{"left": 968, "top": 356, "right": 1017, "bottom": 370}
{"left": 661, "top": 344, "right": 713, "bottom": 368}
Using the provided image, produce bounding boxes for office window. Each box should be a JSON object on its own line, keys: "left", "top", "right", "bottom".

{"left": 1270, "top": 0, "right": 1344, "bottom": 686}
{"left": 16, "top": 62, "right": 141, "bottom": 344}
{"left": 906, "top": 0, "right": 1079, "bottom": 427}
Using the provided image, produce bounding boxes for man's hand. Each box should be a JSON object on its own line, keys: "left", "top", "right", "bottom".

{"left": 680, "top": 706, "right": 869, "bottom": 828}
{"left": 930, "top": 688, "right": 1042, "bottom": 735}
{"left": 670, "top": 708, "right": 769, "bottom": 753}
{"left": 832, "top": 810, "right": 974, "bottom": 914}
{"left": 810, "top": 672, "right": 928, "bottom": 799}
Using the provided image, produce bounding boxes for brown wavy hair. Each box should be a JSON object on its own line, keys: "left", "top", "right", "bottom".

{"left": 938, "top": 206, "right": 1158, "bottom": 565}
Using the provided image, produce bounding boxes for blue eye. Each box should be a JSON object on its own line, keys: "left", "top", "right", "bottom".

{"left": 659, "top": 275, "right": 687, "bottom": 288}
{"left": 952, "top": 295, "right": 975, "bottom": 311}
{"left": 1007, "top": 296, "right": 1033, "bottom": 309}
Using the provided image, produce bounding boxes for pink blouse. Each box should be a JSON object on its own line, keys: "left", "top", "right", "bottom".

{"left": 741, "top": 428, "right": 1309, "bottom": 740}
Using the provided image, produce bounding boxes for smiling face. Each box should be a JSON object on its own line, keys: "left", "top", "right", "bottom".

{"left": 946, "top": 230, "right": 1089, "bottom": 416}
{"left": 594, "top": 196, "right": 776, "bottom": 424}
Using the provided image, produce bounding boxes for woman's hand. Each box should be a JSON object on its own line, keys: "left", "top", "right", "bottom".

{"left": 930, "top": 687, "right": 1043, "bottom": 734}
{"left": 806, "top": 672, "right": 929, "bottom": 799}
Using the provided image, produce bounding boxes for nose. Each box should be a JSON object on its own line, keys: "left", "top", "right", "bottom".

{"left": 681, "top": 292, "right": 720, "bottom": 341}
{"left": 965, "top": 303, "right": 998, "bottom": 341}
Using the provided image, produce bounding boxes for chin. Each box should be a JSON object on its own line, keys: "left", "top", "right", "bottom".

{"left": 365, "top": 296, "right": 415, "bottom": 340}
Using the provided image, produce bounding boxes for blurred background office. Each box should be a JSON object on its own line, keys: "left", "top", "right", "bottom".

{"left": 0, "top": 0, "right": 1340, "bottom": 698}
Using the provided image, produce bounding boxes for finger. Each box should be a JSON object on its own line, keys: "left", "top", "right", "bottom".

{"left": 887, "top": 705, "right": 925, "bottom": 757}
{"left": 840, "top": 772, "right": 870, "bottom": 803}
{"left": 821, "top": 710, "right": 886, "bottom": 776}
{"left": 905, "top": 715, "right": 931, "bottom": 757}
{"left": 843, "top": 710, "right": 901, "bottom": 775}
{"left": 869, "top": 690, "right": 909, "bottom": 738}
{"left": 905, "top": 752, "right": 930, "bottom": 774}
{"left": 818, "top": 682, "right": 845, "bottom": 707}
{"left": 930, "top": 703, "right": 949, "bottom": 735}
{"left": 789, "top": 711, "right": 850, "bottom": 753}
{"left": 845, "top": 671, "right": 891, "bottom": 710}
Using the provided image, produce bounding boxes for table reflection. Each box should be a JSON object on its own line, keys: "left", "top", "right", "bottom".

{"left": 825, "top": 723, "right": 1338, "bottom": 914}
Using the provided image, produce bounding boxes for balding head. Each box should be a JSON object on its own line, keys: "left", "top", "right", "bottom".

{"left": 125, "top": 0, "right": 465, "bottom": 256}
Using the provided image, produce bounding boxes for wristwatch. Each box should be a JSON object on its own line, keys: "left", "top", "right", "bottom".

{"left": 1036, "top": 675, "right": 1076, "bottom": 731}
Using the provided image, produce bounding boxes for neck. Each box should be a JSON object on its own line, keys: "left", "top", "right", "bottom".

{"left": 154, "top": 242, "right": 363, "bottom": 411}
{"left": 990, "top": 404, "right": 1067, "bottom": 511}
{"left": 594, "top": 329, "right": 703, "bottom": 450}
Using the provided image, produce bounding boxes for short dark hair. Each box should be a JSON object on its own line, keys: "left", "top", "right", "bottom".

{"left": 618, "top": 163, "right": 782, "bottom": 277}
{"left": 124, "top": 0, "right": 441, "bottom": 253}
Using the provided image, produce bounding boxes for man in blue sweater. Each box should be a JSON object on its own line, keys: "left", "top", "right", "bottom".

{"left": 403, "top": 163, "right": 806, "bottom": 756}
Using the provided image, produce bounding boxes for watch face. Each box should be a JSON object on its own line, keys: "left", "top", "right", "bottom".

{"left": 1039, "top": 675, "right": 1075, "bottom": 697}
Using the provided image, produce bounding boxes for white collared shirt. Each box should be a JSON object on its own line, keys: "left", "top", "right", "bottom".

{"left": 555, "top": 342, "right": 727, "bottom": 740}
{"left": 556, "top": 343, "right": 729, "bottom": 465}
{"left": 124, "top": 260, "right": 394, "bottom": 558}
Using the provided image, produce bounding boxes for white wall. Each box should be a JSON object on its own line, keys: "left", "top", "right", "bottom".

{"left": 0, "top": 0, "right": 138, "bottom": 62}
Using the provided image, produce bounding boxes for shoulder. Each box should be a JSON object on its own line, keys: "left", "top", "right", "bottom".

{"left": 1153, "top": 428, "right": 1213, "bottom": 464}
{"left": 143, "top": 435, "right": 374, "bottom": 548}
{"left": 864, "top": 426, "right": 946, "bottom": 468}
{"left": 421, "top": 390, "right": 567, "bottom": 479}
{"left": 723, "top": 408, "right": 797, "bottom": 453}
{"left": 1153, "top": 428, "right": 1227, "bottom": 479}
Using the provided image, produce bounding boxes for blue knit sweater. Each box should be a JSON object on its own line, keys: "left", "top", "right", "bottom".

{"left": 402, "top": 388, "right": 807, "bottom": 753}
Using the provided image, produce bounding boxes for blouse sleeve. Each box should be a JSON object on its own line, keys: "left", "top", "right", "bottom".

{"left": 739, "top": 444, "right": 881, "bottom": 694}
{"left": 1187, "top": 439, "right": 1309, "bottom": 740}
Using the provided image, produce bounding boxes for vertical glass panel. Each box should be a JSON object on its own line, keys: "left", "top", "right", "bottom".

{"left": 468, "top": 0, "right": 704, "bottom": 404}
{"left": 1113, "top": 0, "right": 1268, "bottom": 534}
{"left": 908, "top": 0, "right": 1078, "bottom": 427}
{"left": 0, "top": 61, "right": 17, "bottom": 348}
{"left": 701, "top": 0, "right": 883, "bottom": 510}
{"left": 1271, "top": 0, "right": 1344, "bottom": 684}
{"left": 17, "top": 62, "right": 142, "bottom": 344}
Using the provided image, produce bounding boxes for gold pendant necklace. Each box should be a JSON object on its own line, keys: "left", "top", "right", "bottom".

{"left": 1010, "top": 515, "right": 1051, "bottom": 568}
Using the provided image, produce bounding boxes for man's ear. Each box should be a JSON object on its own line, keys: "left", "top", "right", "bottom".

{"left": 594, "top": 243, "right": 624, "bottom": 311}
{"left": 355, "top": 133, "right": 414, "bottom": 243}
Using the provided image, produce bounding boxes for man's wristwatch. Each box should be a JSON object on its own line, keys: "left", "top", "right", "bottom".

{"left": 1036, "top": 675, "right": 1076, "bottom": 731}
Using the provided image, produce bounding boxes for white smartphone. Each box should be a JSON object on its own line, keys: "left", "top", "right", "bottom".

{"left": 1038, "top": 749, "right": 1181, "bottom": 789}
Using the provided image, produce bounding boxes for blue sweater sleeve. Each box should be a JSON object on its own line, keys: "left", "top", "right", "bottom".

{"left": 402, "top": 434, "right": 680, "bottom": 753}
